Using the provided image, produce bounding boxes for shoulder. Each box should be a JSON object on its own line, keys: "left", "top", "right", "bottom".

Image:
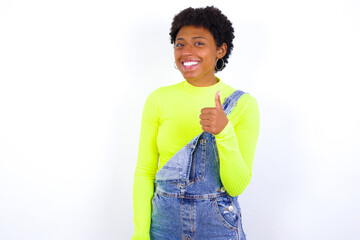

{"left": 221, "top": 83, "right": 258, "bottom": 109}
{"left": 228, "top": 91, "right": 260, "bottom": 125}
{"left": 238, "top": 93, "right": 259, "bottom": 110}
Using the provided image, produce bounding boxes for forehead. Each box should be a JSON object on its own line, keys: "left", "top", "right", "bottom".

{"left": 176, "top": 25, "right": 214, "bottom": 40}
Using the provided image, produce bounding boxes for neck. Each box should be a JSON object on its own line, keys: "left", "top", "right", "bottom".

{"left": 186, "top": 75, "right": 218, "bottom": 87}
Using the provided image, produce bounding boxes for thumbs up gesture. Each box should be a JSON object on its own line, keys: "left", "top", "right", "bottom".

{"left": 199, "top": 90, "right": 229, "bottom": 135}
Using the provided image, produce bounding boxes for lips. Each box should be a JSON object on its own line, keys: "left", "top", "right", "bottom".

{"left": 181, "top": 60, "right": 200, "bottom": 70}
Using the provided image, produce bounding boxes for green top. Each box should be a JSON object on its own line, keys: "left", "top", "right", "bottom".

{"left": 132, "top": 77, "right": 260, "bottom": 239}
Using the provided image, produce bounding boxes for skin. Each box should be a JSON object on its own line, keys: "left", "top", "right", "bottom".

{"left": 174, "top": 25, "right": 229, "bottom": 135}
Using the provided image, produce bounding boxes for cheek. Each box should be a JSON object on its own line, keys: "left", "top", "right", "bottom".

{"left": 174, "top": 50, "right": 181, "bottom": 59}
{"left": 201, "top": 49, "right": 217, "bottom": 61}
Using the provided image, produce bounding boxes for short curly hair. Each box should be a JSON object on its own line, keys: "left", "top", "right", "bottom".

{"left": 170, "top": 6, "right": 235, "bottom": 72}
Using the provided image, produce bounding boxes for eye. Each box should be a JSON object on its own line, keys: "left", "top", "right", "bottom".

{"left": 175, "top": 43, "right": 184, "bottom": 47}
{"left": 195, "top": 42, "right": 204, "bottom": 46}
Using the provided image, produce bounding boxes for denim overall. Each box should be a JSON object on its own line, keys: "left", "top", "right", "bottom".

{"left": 150, "top": 90, "right": 247, "bottom": 240}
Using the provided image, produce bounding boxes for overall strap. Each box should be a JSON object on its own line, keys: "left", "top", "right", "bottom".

{"left": 222, "top": 90, "right": 246, "bottom": 116}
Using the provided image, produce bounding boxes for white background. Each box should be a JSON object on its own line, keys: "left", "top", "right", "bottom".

{"left": 1, "top": 0, "right": 359, "bottom": 239}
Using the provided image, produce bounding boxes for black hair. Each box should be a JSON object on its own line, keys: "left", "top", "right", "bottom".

{"left": 170, "top": 6, "right": 235, "bottom": 72}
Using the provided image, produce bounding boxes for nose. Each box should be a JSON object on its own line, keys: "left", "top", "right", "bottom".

{"left": 182, "top": 44, "right": 193, "bottom": 55}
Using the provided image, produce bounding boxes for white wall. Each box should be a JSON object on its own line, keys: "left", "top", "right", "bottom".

{"left": 0, "top": 0, "right": 359, "bottom": 239}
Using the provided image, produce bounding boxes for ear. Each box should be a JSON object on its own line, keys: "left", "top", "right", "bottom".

{"left": 217, "top": 43, "right": 227, "bottom": 59}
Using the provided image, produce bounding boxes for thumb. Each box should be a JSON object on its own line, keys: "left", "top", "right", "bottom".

{"left": 215, "top": 90, "right": 222, "bottom": 109}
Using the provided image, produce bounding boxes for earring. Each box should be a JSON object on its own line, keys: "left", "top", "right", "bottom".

{"left": 174, "top": 61, "right": 178, "bottom": 70}
{"left": 215, "top": 58, "right": 225, "bottom": 71}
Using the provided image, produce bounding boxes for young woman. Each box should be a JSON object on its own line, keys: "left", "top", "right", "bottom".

{"left": 132, "top": 6, "right": 260, "bottom": 240}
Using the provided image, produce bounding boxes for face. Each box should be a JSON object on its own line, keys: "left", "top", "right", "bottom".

{"left": 174, "top": 26, "right": 227, "bottom": 84}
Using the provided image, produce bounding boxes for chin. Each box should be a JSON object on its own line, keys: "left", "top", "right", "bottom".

{"left": 181, "top": 72, "right": 200, "bottom": 81}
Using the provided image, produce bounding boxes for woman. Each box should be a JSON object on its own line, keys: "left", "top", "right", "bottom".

{"left": 132, "top": 6, "right": 260, "bottom": 240}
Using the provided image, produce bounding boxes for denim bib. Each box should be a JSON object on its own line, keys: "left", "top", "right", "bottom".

{"left": 150, "top": 90, "right": 247, "bottom": 240}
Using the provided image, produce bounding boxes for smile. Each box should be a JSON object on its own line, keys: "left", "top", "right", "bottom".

{"left": 182, "top": 61, "right": 200, "bottom": 69}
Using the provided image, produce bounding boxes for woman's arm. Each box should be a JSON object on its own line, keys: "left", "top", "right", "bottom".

{"left": 214, "top": 94, "right": 260, "bottom": 196}
{"left": 132, "top": 90, "right": 159, "bottom": 240}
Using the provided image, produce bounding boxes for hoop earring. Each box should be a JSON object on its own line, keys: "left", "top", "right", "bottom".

{"left": 215, "top": 58, "right": 225, "bottom": 71}
{"left": 174, "top": 61, "right": 178, "bottom": 70}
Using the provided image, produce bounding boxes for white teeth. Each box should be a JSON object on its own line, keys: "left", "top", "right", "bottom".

{"left": 183, "top": 61, "right": 199, "bottom": 67}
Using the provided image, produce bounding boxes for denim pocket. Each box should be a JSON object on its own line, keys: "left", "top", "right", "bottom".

{"left": 212, "top": 195, "right": 239, "bottom": 230}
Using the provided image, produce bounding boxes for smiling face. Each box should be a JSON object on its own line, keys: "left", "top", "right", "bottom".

{"left": 174, "top": 26, "right": 227, "bottom": 86}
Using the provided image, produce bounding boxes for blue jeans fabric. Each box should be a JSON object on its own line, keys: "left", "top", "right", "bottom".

{"left": 150, "top": 90, "right": 247, "bottom": 240}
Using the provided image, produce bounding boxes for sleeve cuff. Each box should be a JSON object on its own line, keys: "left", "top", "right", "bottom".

{"left": 132, "top": 232, "right": 150, "bottom": 240}
{"left": 214, "top": 120, "right": 236, "bottom": 140}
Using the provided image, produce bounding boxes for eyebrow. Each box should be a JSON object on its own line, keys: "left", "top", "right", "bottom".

{"left": 176, "top": 37, "right": 206, "bottom": 41}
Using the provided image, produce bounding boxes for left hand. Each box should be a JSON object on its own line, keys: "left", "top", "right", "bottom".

{"left": 199, "top": 90, "right": 229, "bottom": 135}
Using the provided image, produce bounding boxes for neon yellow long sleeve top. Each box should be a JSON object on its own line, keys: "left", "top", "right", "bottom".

{"left": 132, "top": 78, "right": 260, "bottom": 240}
